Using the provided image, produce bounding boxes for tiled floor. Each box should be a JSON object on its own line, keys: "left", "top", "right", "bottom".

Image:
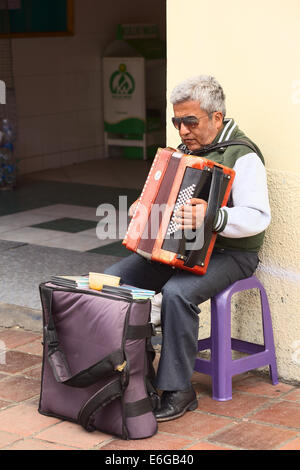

{"left": 0, "top": 327, "right": 299, "bottom": 451}
{"left": 0, "top": 157, "right": 143, "bottom": 255}
{"left": 0, "top": 203, "right": 131, "bottom": 254}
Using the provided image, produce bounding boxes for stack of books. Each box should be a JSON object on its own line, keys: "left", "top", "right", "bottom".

{"left": 49, "top": 276, "right": 155, "bottom": 300}
{"left": 101, "top": 284, "right": 156, "bottom": 300}
{"left": 50, "top": 275, "right": 89, "bottom": 289}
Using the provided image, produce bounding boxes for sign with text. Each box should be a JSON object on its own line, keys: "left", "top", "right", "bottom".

{"left": 103, "top": 58, "right": 146, "bottom": 134}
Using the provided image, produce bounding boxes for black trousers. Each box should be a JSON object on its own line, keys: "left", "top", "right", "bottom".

{"left": 104, "top": 249, "right": 259, "bottom": 391}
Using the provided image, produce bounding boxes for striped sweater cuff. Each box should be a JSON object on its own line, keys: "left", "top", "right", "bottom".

{"left": 213, "top": 208, "right": 228, "bottom": 233}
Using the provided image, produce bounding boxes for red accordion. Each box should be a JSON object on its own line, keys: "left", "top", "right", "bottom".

{"left": 123, "top": 147, "right": 235, "bottom": 275}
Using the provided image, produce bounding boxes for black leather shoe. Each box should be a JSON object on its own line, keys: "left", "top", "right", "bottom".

{"left": 154, "top": 387, "right": 198, "bottom": 422}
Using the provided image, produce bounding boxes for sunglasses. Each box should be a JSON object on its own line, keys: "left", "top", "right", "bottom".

{"left": 172, "top": 114, "right": 210, "bottom": 130}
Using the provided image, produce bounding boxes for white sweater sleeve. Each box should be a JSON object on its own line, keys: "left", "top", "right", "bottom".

{"left": 214, "top": 153, "right": 271, "bottom": 238}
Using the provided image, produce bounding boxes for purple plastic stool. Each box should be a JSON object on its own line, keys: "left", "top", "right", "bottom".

{"left": 194, "top": 276, "right": 279, "bottom": 401}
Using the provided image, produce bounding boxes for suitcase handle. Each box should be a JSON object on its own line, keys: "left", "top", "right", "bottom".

{"left": 78, "top": 375, "right": 153, "bottom": 434}
{"left": 78, "top": 378, "right": 126, "bottom": 432}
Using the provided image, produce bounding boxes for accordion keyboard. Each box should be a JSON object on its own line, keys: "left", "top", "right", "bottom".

{"left": 167, "top": 183, "right": 196, "bottom": 236}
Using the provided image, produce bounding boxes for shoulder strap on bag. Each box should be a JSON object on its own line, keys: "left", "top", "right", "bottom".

{"left": 77, "top": 378, "right": 126, "bottom": 433}
{"left": 77, "top": 373, "right": 153, "bottom": 434}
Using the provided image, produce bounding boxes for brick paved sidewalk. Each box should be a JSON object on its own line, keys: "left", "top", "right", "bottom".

{"left": 0, "top": 326, "right": 299, "bottom": 451}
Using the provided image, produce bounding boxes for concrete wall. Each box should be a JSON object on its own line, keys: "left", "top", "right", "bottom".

{"left": 167, "top": 0, "right": 300, "bottom": 383}
{"left": 11, "top": 0, "right": 166, "bottom": 175}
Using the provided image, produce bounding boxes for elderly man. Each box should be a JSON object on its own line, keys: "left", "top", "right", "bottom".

{"left": 104, "top": 75, "right": 271, "bottom": 421}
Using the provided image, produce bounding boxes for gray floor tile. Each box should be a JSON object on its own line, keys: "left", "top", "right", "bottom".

{"left": 35, "top": 232, "right": 113, "bottom": 251}
{"left": 0, "top": 227, "right": 66, "bottom": 244}
{"left": 31, "top": 217, "right": 98, "bottom": 233}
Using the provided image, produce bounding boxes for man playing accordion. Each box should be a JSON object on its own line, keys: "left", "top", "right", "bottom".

{"left": 105, "top": 75, "right": 271, "bottom": 422}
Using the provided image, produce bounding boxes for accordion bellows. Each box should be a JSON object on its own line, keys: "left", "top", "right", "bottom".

{"left": 123, "top": 147, "right": 235, "bottom": 275}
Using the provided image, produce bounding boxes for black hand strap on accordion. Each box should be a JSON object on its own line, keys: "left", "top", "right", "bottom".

{"left": 183, "top": 165, "right": 224, "bottom": 268}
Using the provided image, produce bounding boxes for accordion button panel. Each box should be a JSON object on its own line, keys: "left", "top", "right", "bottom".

{"left": 167, "top": 183, "right": 197, "bottom": 236}
{"left": 154, "top": 170, "right": 162, "bottom": 181}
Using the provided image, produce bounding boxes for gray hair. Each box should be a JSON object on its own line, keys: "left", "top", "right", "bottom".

{"left": 170, "top": 75, "right": 226, "bottom": 117}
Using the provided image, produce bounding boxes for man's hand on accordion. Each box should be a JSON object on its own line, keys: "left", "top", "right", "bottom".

{"left": 174, "top": 198, "right": 208, "bottom": 230}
